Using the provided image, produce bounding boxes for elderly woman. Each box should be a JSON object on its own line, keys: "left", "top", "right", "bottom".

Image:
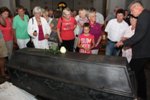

{"left": 57, "top": 7, "right": 76, "bottom": 52}
{"left": 88, "top": 11, "right": 103, "bottom": 54}
{"left": 28, "top": 6, "right": 51, "bottom": 49}
{"left": 0, "top": 16, "right": 8, "bottom": 77}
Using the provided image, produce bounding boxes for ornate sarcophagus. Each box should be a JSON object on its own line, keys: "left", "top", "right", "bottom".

{"left": 6, "top": 48, "right": 136, "bottom": 100}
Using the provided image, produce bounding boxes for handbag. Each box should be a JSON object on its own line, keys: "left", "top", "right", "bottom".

{"left": 27, "top": 18, "right": 35, "bottom": 48}
{"left": 48, "top": 31, "right": 59, "bottom": 43}
{"left": 27, "top": 39, "right": 34, "bottom": 48}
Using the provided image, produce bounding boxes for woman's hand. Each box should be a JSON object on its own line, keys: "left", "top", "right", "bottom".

{"left": 59, "top": 37, "right": 62, "bottom": 43}
{"left": 33, "top": 31, "right": 37, "bottom": 36}
{"left": 45, "top": 34, "right": 49, "bottom": 39}
{"left": 116, "top": 41, "right": 123, "bottom": 47}
{"left": 95, "top": 42, "right": 99, "bottom": 47}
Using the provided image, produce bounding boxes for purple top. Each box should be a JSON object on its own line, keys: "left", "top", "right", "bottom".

{"left": 38, "top": 25, "right": 45, "bottom": 41}
{"left": 90, "top": 22, "right": 102, "bottom": 49}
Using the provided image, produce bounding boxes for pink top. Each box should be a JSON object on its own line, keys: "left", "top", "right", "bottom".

{"left": 0, "top": 18, "right": 13, "bottom": 41}
{"left": 38, "top": 25, "right": 45, "bottom": 41}
{"left": 79, "top": 33, "right": 94, "bottom": 54}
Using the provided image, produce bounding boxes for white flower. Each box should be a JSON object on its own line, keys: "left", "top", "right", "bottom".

{"left": 60, "top": 46, "right": 66, "bottom": 54}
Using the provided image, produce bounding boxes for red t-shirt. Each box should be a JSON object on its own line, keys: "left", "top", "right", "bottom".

{"left": 79, "top": 33, "right": 94, "bottom": 54}
{"left": 0, "top": 18, "right": 13, "bottom": 41}
{"left": 57, "top": 17, "right": 76, "bottom": 40}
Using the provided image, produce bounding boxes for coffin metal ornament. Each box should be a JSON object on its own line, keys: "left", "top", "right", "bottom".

{"left": 6, "top": 48, "right": 136, "bottom": 100}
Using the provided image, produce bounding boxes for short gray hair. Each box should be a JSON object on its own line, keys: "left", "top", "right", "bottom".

{"left": 129, "top": 0, "right": 143, "bottom": 9}
{"left": 33, "top": 6, "right": 42, "bottom": 15}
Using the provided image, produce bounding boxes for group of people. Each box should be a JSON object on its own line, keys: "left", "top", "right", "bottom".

{"left": 0, "top": 5, "right": 102, "bottom": 78}
{"left": 57, "top": 7, "right": 103, "bottom": 54}
{"left": 0, "top": 0, "right": 150, "bottom": 100}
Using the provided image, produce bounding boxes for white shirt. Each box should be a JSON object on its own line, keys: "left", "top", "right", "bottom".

{"left": 105, "top": 19, "right": 129, "bottom": 42}
{"left": 96, "top": 12, "right": 104, "bottom": 25}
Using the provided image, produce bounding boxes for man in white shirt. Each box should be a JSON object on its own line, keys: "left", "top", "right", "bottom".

{"left": 105, "top": 9, "right": 129, "bottom": 56}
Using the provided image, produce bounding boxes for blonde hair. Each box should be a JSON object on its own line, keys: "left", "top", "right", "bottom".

{"left": 62, "top": 7, "right": 71, "bottom": 16}
{"left": 42, "top": 9, "right": 49, "bottom": 17}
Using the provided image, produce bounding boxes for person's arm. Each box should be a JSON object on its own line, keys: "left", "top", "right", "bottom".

{"left": 95, "top": 35, "right": 102, "bottom": 47}
{"left": 73, "top": 18, "right": 77, "bottom": 30}
{"left": 95, "top": 25, "right": 103, "bottom": 47}
{"left": 77, "top": 37, "right": 83, "bottom": 49}
{"left": 12, "top": 17, "right": 17, "bottom": 43}
{"left": 0, "top": 16, "right": 6, "bottom": 27}
{"left": 57, "top": 18, "right": 62, "bottom": 43}
{"left": 91, "top": 37, "right": 95, "bottom": 49}
{"left": 43, "top": 18, "right": 51, "bottom": 39}
{"left": 57, "top": 29, "right": 62, "bottom": 43}
{"left": 27, "top": 17, "right": 37, "bottom": 38}
{"left": 13, "top": 29, "right": 17, "bottom": 43}
{"left": 116, "top": 37, "right": 128, "bottom": 47}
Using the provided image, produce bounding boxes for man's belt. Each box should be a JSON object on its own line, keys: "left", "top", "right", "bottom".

{"left": 108, "top": 39, "right": 118, "bottom": 43}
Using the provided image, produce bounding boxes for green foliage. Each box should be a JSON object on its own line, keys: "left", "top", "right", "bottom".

{"left": 45, "top": 45, "right": 60, "bottom": 55}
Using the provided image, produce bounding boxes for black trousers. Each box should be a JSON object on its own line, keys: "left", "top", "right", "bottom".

{"left": 129, "top": 58, "right": 150, "bottom": 100}
{"left": 61, "top": 39, "right": 75, "bottom": 52}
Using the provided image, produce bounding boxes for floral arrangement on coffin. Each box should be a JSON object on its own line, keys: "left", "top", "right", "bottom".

{"left": 46, "top": 45, "right": 66, "bottom": 55}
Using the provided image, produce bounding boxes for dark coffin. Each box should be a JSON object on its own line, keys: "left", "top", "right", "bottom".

{"left": 6, "top": 48, "right": 136, "bottom": 100}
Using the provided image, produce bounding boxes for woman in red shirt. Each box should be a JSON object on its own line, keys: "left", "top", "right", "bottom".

{"left": 0, "top": 7, "right": 13, "bottom": 59}
{"left": 0, "top": 16, "right": 8, "bottom": 78}
{"left": 57, "top": 7, "right": 77, "bottom": 52}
